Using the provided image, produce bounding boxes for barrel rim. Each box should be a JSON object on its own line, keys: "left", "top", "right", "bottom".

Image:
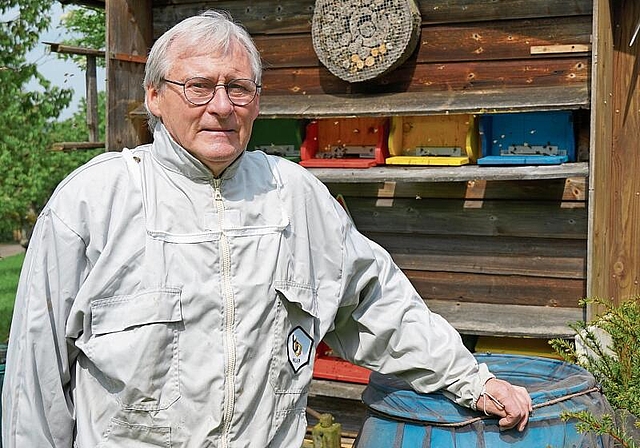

{"left": 363, "top": 354, "right": 599, "bottom": 424}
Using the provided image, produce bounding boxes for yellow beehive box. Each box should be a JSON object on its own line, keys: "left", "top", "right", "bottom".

{"left": 475, "top": 336, "right": 563, "bottom": 360}
{"left": 386, "top": 115, "right": 479, "bottom": 166}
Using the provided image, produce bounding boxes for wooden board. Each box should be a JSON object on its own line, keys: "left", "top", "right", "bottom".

{"left": 325, "top": 177, "right": 587, "bottom": 201}
{"left": 342, "top": 197, "right": 586, "bottom": 239}
{"left": 364, "top": 233, "right": 586, "bottom": 278}
{"left": 426, "top": 300, "right": 583, "bottom": 337}
{"left": 589, "top": 0, "right": 640, "bottom": 308}
{"left": 258, "top": 88, "right": 591, "bottom": 119}
{"left": 253, "top": 16, "right": 592, "bottom": 68}
{"left": 261, "top": 57, "right": 589, "bottom": 96}
{"left": 152, "top": 0, "right": 592, "bottom": 36}
{"left": 106, "top": 0, "right": 152, "bottom": 151}
{"left": 303, "top": 162, "right": 589, "bottom": 183}
{"left": 407, "top": 270, "right": 584, "bottom": 308}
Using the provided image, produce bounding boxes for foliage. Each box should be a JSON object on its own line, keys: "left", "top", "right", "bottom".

{"left": 1, "top": 0, "right": 65, "bottom": 236}
{"left": 0, "top": 1, "right": 105, "bottom": 240}
{"left": 550, "top": 297, "right": 640, "bottom": 447}
{"left": 561, "top": 411, "right": 638, "bottom": 448}
{"left": 0, "top": 252, "right": 25, "bottom": 343}
{"left": 550, "top": 297, "right": 640, "bottom": 413}
{"left": 58, "top": 7, "right": 105, "bottom": 68}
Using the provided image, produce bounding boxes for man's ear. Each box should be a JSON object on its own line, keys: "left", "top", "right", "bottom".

{"left": 146, "top": 85, "right": 162, "bottom": 118}
{"left": 250, "top": 94, "right": 260, "bottom": 121}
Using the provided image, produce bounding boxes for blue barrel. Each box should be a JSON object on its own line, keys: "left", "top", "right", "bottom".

{"left": 355, "top": 354, "right": 614, "bottom": 448}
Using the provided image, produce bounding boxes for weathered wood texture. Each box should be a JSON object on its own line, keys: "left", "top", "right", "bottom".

{"left": 117, "top": 0, "right": 594, "bottom": 337}
{"left": 589, "top": 0, "right": 640, "bottom": 309}
{"left": 253, "top": 17, "right": 592, "bottom": 67}
{"left": 152, "top": 0, "right": 593, "bottom": 35}
{"left": 325, "top": 178, "right": 588, "bottom": 336}
{"left": 150, "top": 0, "right": 593, "bottom": 116}
{"left": 257, "top": 87, "right": 590, "bottom": 118}
{"left": 106, "top": 0, "right": 152, "bottom": 151}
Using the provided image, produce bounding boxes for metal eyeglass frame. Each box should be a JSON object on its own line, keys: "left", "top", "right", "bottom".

{"left": 162, "top": 77, "right": 261, "bottom": 107}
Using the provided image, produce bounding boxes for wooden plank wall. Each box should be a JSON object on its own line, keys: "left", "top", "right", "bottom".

{"left": 153, "top": 0, "right": 593, "bottom": 114}
{"left": 106, "top": 0, "right": 153, "bottom": 151}
{"left": 325, "top": 178, "right": 587, "bottom": 337}
{"left": 589, "top": 0, "right": 640, "bottom": 310}
{"left": 149, "top": 0, "right": 592, "bottom": 337}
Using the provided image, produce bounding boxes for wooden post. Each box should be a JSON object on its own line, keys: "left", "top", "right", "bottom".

{"left": 85, "top": 54, "right": 98, "bottom": 142}
{"left": 106, "top": 0, "right": 152, "bottom": 151}
{"left": 589, "top": 0, "right": 640, "bottom": 315}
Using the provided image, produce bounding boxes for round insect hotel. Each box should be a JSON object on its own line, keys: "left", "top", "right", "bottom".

{"left": 312, "top": 0, "right": 422, "bottom": 83}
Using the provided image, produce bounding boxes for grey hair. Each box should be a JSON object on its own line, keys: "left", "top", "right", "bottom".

{"left": 144, "top": 10, "right": 263, "bottom": 130}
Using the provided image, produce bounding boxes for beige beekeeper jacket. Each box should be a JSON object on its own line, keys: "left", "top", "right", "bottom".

{"left": 2, "top": 123, "right": 493, "bottom": 448}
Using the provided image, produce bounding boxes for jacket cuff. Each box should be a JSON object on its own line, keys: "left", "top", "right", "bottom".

{"left": 468, "top": 363, "right": 496, "bottom": 410}
{"left": 446, "top": 362, "right": 495, "bottom": 410}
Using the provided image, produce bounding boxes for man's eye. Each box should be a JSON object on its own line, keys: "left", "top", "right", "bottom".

{"left": 191, "top": 83, "right": 211, "bottom": 90}
{"left": 228, "top": 83, "right": 250, "bottom": 94}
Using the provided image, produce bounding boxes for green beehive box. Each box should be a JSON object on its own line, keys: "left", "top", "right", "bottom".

{"left": 247, "top": 118, "right": 304, "bottom": 162}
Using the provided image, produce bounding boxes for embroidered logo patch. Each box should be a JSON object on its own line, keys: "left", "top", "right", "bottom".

{"left": 287, "top": 326, "right": 313, "bottom": 373}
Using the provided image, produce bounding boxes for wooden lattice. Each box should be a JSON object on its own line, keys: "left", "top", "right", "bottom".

{"left": 312, "top": 0, "right": 421, "bottom": 83}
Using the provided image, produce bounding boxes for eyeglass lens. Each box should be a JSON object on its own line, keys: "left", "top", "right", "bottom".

{"left": 184, "top": 78, "right": 258, "bottom": 106}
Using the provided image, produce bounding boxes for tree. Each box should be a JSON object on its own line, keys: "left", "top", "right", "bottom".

{"left": 0, "top": 1, "right": 104, "bottom": 241}
{"left": 58, "top": 6, "right": 105, "bottom": 68}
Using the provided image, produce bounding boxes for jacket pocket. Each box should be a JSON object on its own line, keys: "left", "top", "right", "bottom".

{"left": 88, "top": 287, "right": 182, "bottom": 411}
{"left": 269, "top": 282, "right": 318, "bottom": 395}
{"left": 98, "top": 418, "right": 171, "bottom": 448}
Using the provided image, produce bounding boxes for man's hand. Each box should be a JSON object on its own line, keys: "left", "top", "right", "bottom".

{"left": 476, "top": 378, "right": 532, "bottom": 432}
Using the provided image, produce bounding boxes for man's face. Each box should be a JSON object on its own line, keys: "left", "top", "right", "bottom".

{"left": 146, "top": 40, "right": 260, "bottom": 176}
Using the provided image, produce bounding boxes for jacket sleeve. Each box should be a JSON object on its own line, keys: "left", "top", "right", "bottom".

{"left": 322, "top": 207, "right": 494, "bottom": 410}
{"left": 2, "top": 208, "right": 88, "bottom": 447}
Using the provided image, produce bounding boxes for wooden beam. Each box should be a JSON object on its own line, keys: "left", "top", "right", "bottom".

{"left": 304, "top": 162, "right": 588, "bottom": 184}
{"left": 58, "top": 0, "right": 105, "bottom": 9}
{"left": 530, "top": 44, "right": 592, "bottom": 54}
{"left": 46, "top": 42, "right": 102, "bottom": 143}
{"left": 85, "top": 55, "right": 98, "bottom": 142}
{"left": 253, "top": 16, "right": 592, "bottom": 68}
{"left": 261, "top": 57, "right": 590, "bottom": 96}
{"left": 44, "top": 42, "right": 105, "bottom": 57}
{"left": 50, "top": 142, "right": 105, "bottom": 151}
{"left": 258, "top": 86, "right": 590, "bottom": 119}
{"left": 106, "top": 0, "right": 152, "bottom": 151}
{"left": 151, "top": 0, "right": 593, "bottom": 36}
{"left": 589, "top": 0, "right": 640, "bottom": 311}
{"left": 425, "top": 300, "right": 583, "bottom": 338}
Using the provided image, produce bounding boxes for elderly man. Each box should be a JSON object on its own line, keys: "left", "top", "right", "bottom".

{"left": 2, "top": 10, "right": 531, "bottom": 448}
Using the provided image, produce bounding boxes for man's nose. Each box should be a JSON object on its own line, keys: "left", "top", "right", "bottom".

{"left": 206, "top": 85, "right": 234, "bottom": 115}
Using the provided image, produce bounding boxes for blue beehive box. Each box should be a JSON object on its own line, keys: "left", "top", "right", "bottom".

{"left": 246, "top": 118, "right": 304, "bottom": 162}
{"left": 477, "top": 111, "right": 575, "bottom": 165}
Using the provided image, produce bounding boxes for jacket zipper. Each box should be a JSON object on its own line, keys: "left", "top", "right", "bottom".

{"left": 213, "top": 177, "right": 236, "bottom": 447}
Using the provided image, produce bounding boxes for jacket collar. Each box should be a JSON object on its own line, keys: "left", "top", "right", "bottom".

{"left": 151, "top": 122, "right": 244, "bottom": 181}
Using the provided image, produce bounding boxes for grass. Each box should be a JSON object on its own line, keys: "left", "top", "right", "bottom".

{"left": 0, "top": 253, "right": 24, "bottom": 343}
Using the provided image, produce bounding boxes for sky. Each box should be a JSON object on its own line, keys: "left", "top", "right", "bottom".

{"left": 26, "top": 2, "right": 106, "bottom": 119}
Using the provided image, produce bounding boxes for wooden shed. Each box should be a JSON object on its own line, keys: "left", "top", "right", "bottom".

{"left": 71, "top": 0, "right": 638, "bottom": 358}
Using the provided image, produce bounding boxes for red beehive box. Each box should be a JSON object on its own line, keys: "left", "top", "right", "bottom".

{"left": 313, "top": 341, "right": 371, "bottom": 384}
{"left": 300, "top": 117, "right": 389, "bottom": 168}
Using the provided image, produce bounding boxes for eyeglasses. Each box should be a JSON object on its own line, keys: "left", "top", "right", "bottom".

{"left": 162, "top": 77, "right": 261, "bottom": 107}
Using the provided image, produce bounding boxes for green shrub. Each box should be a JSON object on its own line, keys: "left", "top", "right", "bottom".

{"left": 550, "top": 297, "right": 640, "bottom": 448}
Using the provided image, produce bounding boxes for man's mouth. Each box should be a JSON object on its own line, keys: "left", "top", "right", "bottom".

{"left": 205, "top": 126, "right": 236, "bottom": 133}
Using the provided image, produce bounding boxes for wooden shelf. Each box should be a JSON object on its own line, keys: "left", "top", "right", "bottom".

{"left": 427, "top": 300, "right": 583, "bottom": 338}
{"left": 258, "top": 85, "right": 589, "bottom": 119}
{"left": 306, "top": 162, "right": 588, "bottom": 183}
